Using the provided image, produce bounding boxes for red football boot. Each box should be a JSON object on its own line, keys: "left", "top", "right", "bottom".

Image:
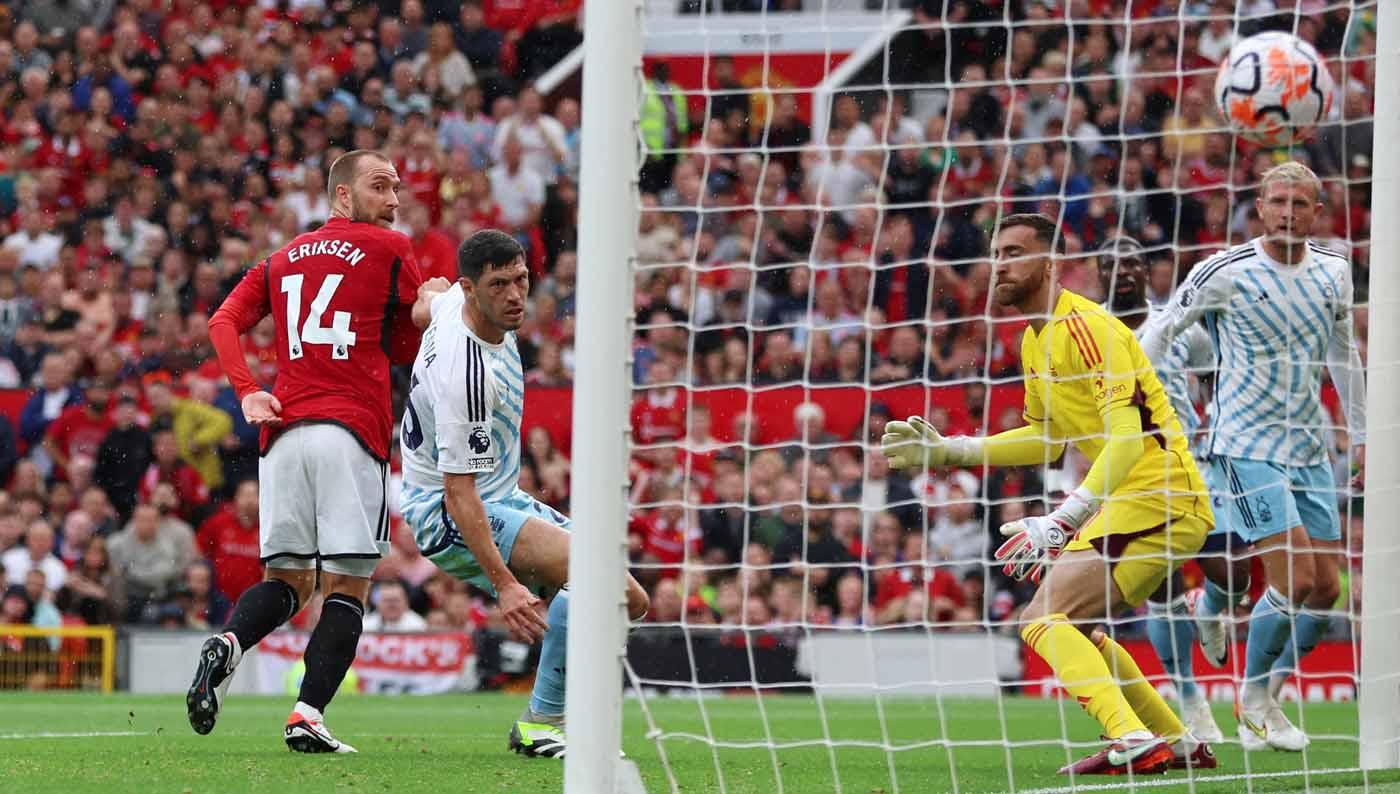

{"left": 1058, "top": 735, "right": 1174, "bottom": 776}
{"left": 1170, "top": 741, "right": 1219, "bottom": 770}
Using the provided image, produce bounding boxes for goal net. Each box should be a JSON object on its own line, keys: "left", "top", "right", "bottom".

{"left": 603, "top": 1, "right": 1393, "bottom": 792}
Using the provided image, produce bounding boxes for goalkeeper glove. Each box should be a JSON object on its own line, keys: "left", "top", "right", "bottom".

{"left": 880, "top": 415, "right": 980, "bottom": 470}
{"left": 994, "top": 488, "right": 1099, "bottom": 583}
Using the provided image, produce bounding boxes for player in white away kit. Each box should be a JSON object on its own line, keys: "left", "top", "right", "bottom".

{"left": 398, "top": 230, "right": 649, "bottom": 758}
{"left": 1098, "top": 236, "right": 1246, "bottom": 745}
{"left": 1142, "top": 163, "right": 1366, "bottom": 752}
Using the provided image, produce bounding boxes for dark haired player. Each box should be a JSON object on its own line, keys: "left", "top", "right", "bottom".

{"left": 399, "top": 229, "right": 649, "bottom": 758}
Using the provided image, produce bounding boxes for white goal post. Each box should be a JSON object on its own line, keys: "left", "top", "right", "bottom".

{"left": 565, "top": 0, "right": 642, "bottom": 792}
{"left": 1357, "top": 0, "right": 1400, "bottom": 773}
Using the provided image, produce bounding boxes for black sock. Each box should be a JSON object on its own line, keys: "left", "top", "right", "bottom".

{"left": 297, "top": 594, "right": 364, "bottom": 713}
{"left": 223, "top": 579, "right": 300, "bottom": 652}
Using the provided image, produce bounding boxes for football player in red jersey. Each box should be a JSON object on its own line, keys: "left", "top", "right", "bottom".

{"left": 188, "top": 149, "right": 450, "bottom": 753}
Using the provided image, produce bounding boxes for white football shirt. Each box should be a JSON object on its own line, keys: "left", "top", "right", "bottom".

{"left": 400, "top": 284, "right": 524, "bottom": 503}
{"left": 1141, "top": 238, "right": 1365, "bottom": 465}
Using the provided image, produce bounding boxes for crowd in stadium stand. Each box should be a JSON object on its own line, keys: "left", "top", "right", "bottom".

{"left": 0, "top": 0, "right": 1373, "bottom": 661}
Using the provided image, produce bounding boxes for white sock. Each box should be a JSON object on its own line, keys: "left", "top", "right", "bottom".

{"left": 220, "top": 632, "right": 244, "bottom": 670}
{"left": 1241, "top": 681, "right": 1271, "bottom": 712}
{"left": 1172, "top": 732, "right": 1201, "bottom": 757}
{"left": 293, "top": 702, "right": 324, "bottom": 723}
{"left": 1122, "top": 729, "right": 1154, "bottom": 742}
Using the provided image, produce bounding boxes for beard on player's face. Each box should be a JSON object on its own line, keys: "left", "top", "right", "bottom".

{"left": 350, "top": 192, "right": 396, "bottom": 228}
{"left": 1102, "top": 261, "right": 1147, "bottom": 312}
{"left": 994, "top": 259, "right": 1046, "bottom": 307}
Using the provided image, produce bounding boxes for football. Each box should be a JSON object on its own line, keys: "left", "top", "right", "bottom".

{"left": 1214, "top": 31, "right": 1335, "bottom": 146}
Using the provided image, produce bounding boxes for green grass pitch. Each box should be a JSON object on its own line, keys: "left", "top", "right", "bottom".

{"left": 2, "top": 692, "right": 1399, "bottom": 793}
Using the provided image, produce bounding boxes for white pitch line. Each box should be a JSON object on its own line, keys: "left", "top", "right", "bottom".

{"left": 1015, "top": 766, "right": 1364, "bottom": 794}
{"left": 0, "top": 730, "right": 148, "bottom": 740}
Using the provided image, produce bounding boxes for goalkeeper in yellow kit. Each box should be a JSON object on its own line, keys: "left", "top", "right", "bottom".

{"left": 882, "top": 214, "right": 1216, "bottom": 776}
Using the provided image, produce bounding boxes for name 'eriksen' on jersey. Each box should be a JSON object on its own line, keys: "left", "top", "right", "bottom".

{"left": 287, "top": 239, "right": 368, "bottom": 266}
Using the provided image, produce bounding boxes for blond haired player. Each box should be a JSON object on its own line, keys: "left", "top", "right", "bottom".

{"left": 882, "top": 213, "right": 1215, "bottom": 775}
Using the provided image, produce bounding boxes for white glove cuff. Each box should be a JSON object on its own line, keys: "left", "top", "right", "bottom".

{"left": 1052, "top": 487, "right": 1101, "bottom": 530}
{"left": 944, "top": 435, "right": 983, "bottom": 467}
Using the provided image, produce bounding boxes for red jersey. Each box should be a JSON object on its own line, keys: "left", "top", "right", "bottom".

{"left": 197, "top": 505, "right": 262, "bottom": 601}
{"left": 411, "top": 228, "right": 459, "bottom": 283}
{"left": 630, "top": 389, "right": 686, "bottom": 446}
{"left": 208, "top": 217, "right": 424, "bottom": 461}
{"left": 629, "top": 510, "right": 700, "bottom": 576}
{"left": 139, "top": 461, "right": 210, "bottom": 520}
{"left": 46, "top": 405, "right": 114, "bottom": 471}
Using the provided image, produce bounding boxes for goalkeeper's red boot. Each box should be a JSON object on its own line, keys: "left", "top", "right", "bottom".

{"left": 1058, "top": 735, "right": 1173, "bottom": 776}
{"left": 1169, "top": 740, "right": 1219, "bottom": 770}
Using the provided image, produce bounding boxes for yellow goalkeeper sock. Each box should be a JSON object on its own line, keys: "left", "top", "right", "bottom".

{"left": 1022, "top": 614, "right": 1147, "bottom": 740}
{"left": 1094, "top": 631, "right": 1186, "bottom": 740}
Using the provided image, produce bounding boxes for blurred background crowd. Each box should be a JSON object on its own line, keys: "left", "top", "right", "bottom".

{"left": 0, "top": 0, "right": 1372, "bottom": 657}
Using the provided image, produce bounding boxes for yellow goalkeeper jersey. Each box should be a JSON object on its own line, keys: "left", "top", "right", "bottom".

{"left": 1021, "top": 289, "right": 1213, "bottom": 538}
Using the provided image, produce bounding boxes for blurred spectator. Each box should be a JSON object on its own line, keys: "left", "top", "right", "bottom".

{"left": 454, "top": 3, "right": 503, "bottom": 74}
{"left": 102, "top": 196, "right": 158, "bottom": 266}
{"left": 0, "top": 271, "right": 36, "bottom": 348}
{"left": 365, "top": 580, "right": 429, "bottom": 632}
{"left": 0, "top": 586, "right": 37, "bottom": 653}
{"left": 175, "top": 559, "right": 231, "bottom": 630}
{"left": 195, "top": 479, "right": 260, "bottom": 604}
{"left": 23, "top": 568, "right": 62, "bottom": 642}
{"left": 489, "top": 134, "right": 545, "bottom": 239}
{"left": 4, "top": 210, "right": 63, "bottom": 270}
{"left": 2, "top": 518, "right": 66, "bottom": 592}
{"left": 630, "top": 486, "right": 701, "bottom": 582}
{"left": 56, "top": 510, "right": 95, "bottom": 568}
{"left": 930, "top": 484, "right": 984, "bottom": 577}
{"left": 62, "top": 536, "right": 118, "bottom": 624}
{"left": 404, "top": 201, "right": 458, "bottom": 282}
{"left": 413, "top": 22, "right": 476, "bottom": 101}
{"left": 19, "top": 354, "right": 80, "bottom": 453}
{"left": 94, "top": 395, "right": 152, "bottom": 520}
{"left": 842, "top": 450, "right": 919, "bottom": 532}
{"left": 525, "top": 340, "right": 571, "bottom": 387}
{"left": 639, "top": 62, "right": 689, "bottom": 195}
{"left": 772, "top": 499, "right": 853, "bottom": 608}
{"left": 281, "top": 166, "right": 332, "bottom": 233}
{"left": 145, "top": 377, "right": 232, "bottom": 496}
{"left": 43, "top": 378, "right": 113, "bottom": 482}
{"left": 436, "top": 84, "right": 495, "bottom": 170}
{"left": 376, "top": 525, "right": 440, "bottom": 590}
{"left": 493, "top": 87, "right": 565, "bottom": 187}
{"left": 698, "top": 468, "right": 746, "bottom": 564}
{"left": 649, "top": 577, "right": 683, "bottom": 623}
{"left": 831, "top": 573, "right": 872, "bottom": 627}
{"left": 138, "top": 427, "right": 210, "bottom": 523}
{"left": 631, "top": 358, "right": 686, "bottom": 446}
{"left": 107, "top": 502, "right": 194, "bottom": 623}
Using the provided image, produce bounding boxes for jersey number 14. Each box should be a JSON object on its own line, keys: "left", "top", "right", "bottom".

{"left": 280, "top": 274, "right": 358, "bottom": 360}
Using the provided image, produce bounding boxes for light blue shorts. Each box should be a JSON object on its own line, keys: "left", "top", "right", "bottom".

{"left": 1206, "top": 456, "right": 1340, "bottom": 544}
{"left": 400, "top": 484, "right": 571, "bottom": 594}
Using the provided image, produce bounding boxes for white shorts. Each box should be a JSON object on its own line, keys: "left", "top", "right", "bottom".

{"left": 259, "top": 423, "right": 390, "bottom": 577}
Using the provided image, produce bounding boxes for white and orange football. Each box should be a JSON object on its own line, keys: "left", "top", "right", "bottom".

{"left": 1214, "top": 31, "right": 1336, "bottom": 147}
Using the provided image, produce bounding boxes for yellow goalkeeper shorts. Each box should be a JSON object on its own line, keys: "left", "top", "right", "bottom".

{"left": 1064, "top": 506, "right": 1210, "bottom": 607}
